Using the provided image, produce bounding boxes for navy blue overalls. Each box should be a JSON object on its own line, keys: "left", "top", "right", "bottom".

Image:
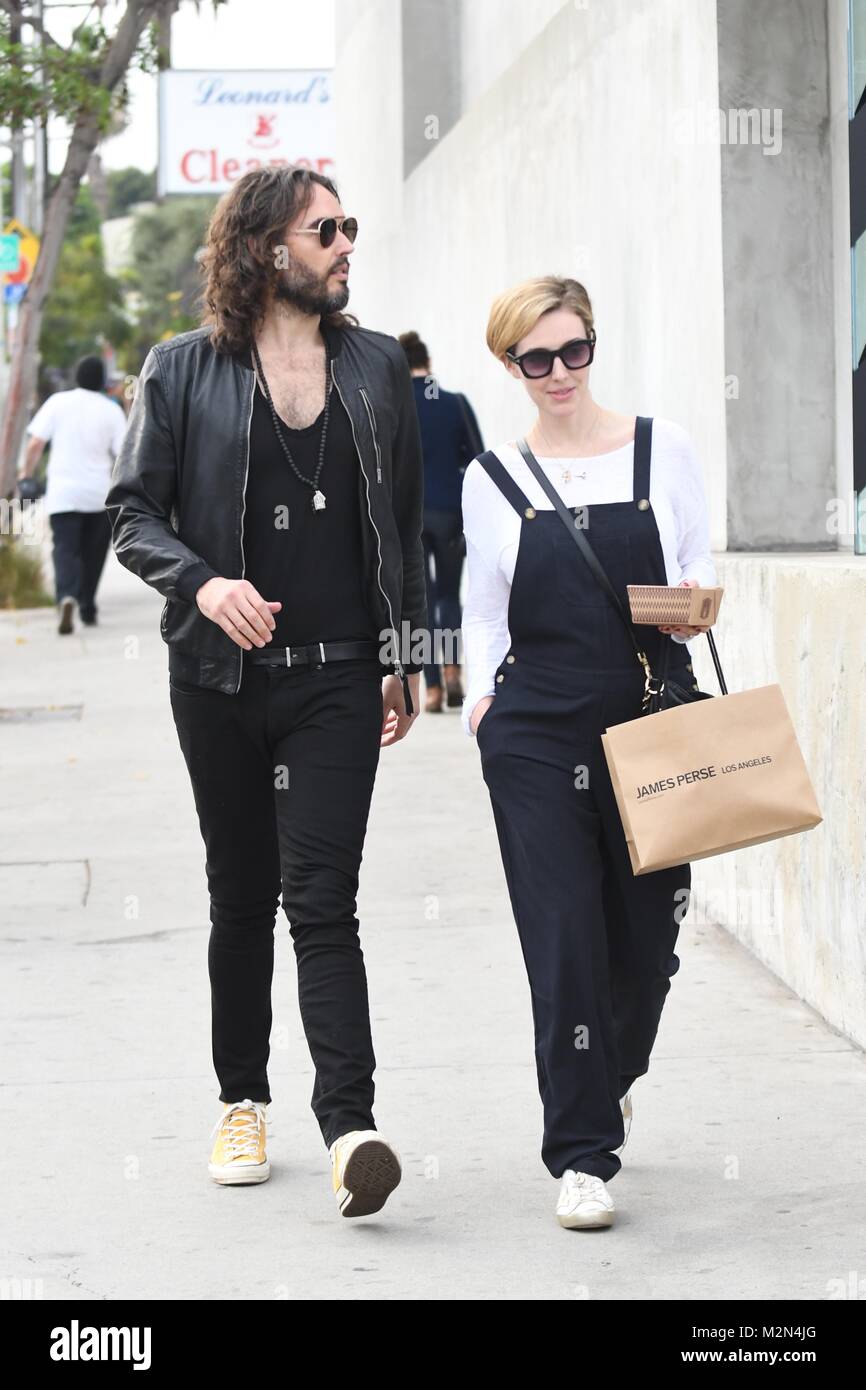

{"left": 474, "top": 418, "right": 697, "bottom": 1182}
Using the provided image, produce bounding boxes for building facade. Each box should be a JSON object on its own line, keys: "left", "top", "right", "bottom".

{"left": 334, "top": 0, "right": 865, "bottom": 1045}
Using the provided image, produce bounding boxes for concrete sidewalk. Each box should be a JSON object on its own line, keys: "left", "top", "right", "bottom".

{"left": 1, "top": 546, "right": 864, "bottom": 1302}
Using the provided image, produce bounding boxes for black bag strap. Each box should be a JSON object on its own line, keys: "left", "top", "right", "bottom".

{"left": 515, "top": 429, "right": 727, "bottom": 700}
{"left": 476, "top": 450, "right": 535, "bottom": 516}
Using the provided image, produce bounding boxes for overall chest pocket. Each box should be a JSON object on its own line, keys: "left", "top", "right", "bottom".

{"left": 552, "top": 525, "right": 633, "bottom": 610}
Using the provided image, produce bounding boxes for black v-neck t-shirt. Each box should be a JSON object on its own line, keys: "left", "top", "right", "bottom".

{"left": 241, "top": 368, "right": 378, "bottom": 648}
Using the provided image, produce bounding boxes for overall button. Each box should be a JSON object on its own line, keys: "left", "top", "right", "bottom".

{"left": 506, "top": 654, "right": 516, "bottom": 664}
{"left": 524, "top": 507, "right": 536, "bottom": 519}
{"left": 637, "top": 498, "right": 650, "bottom": 511}
{"left": 496, "top": 673, "right": 505, "bottom": 684}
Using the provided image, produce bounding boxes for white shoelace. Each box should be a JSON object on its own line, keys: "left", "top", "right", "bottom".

{"left": 561, "top": 1171, "right": 609, "bottom": 1202}
{"left": 210, "top": 1100, "right": 266, "bottom": 1160}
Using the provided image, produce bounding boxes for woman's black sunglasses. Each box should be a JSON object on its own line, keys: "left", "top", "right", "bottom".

{"left": 292, "top": 215, "right": 359, "bottom": 249}
{"left": 506, "top": 332, "right": 597, "bottom": 379}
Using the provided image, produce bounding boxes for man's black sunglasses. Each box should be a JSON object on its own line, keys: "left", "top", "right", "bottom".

{"left": 506, "top": 332, "right": 597, "bottom": 379}
{"left": 291, "top": 215, "right": 359, "bottom": 249}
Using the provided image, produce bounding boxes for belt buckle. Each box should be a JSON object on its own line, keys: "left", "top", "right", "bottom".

{"left": 285, "top": 642, "right": 326, "bottom": 668}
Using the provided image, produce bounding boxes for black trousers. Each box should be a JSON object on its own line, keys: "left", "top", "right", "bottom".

{"left": 479, "top": 671, "right": 687, "bottom": 1182}
{"left": 49, "top": 509, "right": 112, "bottom": 619}
{"left": 421, "top": 507, "right": 465, "bottom": 686}
{"left": 169, "top": 657, "right": 384, "bottom": 1147}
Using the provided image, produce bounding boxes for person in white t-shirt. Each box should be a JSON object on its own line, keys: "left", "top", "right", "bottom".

{"left": 20, "top": 355, "right": 127, "bottom": 634}
{"left": 462, "top": 275, "right": 716, "bottom": 1234}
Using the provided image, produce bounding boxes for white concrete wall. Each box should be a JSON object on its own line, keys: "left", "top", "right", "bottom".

{"left": 690, "top": 553, "right": 866, "bottom": 1047}
{"left": 458, "top": 0, "right": 569, "bottom": 112}
{"left": 335, "top": 0, "right": 405, "bottom": 246}
{"left": 335, "top": 0, "right": 728, "bottom": 550}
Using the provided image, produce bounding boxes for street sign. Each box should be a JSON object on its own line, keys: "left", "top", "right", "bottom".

{"left": 0, "top": 234, "right": 20, "bottom": 274}
{"left": 157, "top": 69, "right": 335, "bottom": 196}
{"left": 2, "top": 219, "right": 40, "bottom": 287}
{"left": 3, "top": 217, "right": 36, "bottom": 241}
{"left": 3, "top": 282, "right": 27, "bottom": 305}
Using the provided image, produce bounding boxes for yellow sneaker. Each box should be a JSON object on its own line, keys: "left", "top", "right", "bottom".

{"left": 208, "top": 1099, "right": 270, "bottom": 1185}
{"left": 329, "top": 1130, "right": 401, "bottom": 1218}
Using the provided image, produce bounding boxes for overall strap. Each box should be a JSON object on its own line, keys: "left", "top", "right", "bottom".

{"left": 476, "top": 450, "right": 536, "bottom": 518}
{"left": 632, "top": 416, "right": 653, "bottom": 504}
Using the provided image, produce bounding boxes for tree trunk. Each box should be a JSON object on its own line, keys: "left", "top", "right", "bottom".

{"left": 0, "top": 0, "right": 165, "bottom": 498}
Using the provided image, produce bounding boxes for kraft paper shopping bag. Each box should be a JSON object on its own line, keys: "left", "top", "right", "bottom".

{"left": 600, "top": 684, "right": 822, "bottom": 875}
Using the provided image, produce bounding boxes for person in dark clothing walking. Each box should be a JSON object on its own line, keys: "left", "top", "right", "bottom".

{"left": 105, "top": 166, "right": 427, "bottom": 1219}
{"left": 399, "top": 331, "right": 483, "bottom": 713}
{"left": 463, "top": 276, "right": 714, "bottom": 1231}
{"left": 20, "top": 354, "right": 126, "bottom": 634}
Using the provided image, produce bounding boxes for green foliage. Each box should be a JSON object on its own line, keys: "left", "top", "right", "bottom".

{"left": 120, "top": 196, "right": 217, "bottom": 370}
{"left": 40, "top": 190, "right": 130, "bottom": 381}
{"left": 0, "top": 2, "right": 233, "bottom": 132}
{"left": 59, "top": 180, "right": 101, "bottom": 239}
{"left": 0, "top": 24, "right": 118, "bottom": 132}
{"left": 106, "top": 166, "right": 157, "bottom": 219}
{"left": 0, "top": 532, "right": 52, "bottom": 609}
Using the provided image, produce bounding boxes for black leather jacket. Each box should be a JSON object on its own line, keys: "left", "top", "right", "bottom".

{"left": 105, "top": 320, "right": 427, "bottom": 705}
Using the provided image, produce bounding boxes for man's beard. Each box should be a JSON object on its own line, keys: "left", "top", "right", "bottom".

{"left": 273, "top": 258, "right": 349, "bottom": 317}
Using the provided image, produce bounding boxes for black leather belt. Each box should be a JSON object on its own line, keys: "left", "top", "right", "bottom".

{"left": 246, "top": 638, "right": 383, "bottom": 669}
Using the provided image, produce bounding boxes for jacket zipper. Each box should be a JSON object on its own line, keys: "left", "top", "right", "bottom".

{"left": 332, "top": 372, "right": 412, "bottom": 714}
{"left": 359, "top": 386, "right": 383, "bottom": 483}
{"left": 235, "top": 374, "right": 255, "bottom": 694}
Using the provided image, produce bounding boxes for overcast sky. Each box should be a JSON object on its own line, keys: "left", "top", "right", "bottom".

{"left": 43, "top": 0, "right": 335, "bottom": 174}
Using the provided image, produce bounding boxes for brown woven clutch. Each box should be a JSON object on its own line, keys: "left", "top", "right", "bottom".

{"left": 627, "top": 585, "right": 724, "bottom": 628}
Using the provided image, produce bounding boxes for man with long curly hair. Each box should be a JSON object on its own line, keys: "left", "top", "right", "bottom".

{"left": 105, "top": 166, "right": 426, "bottom": 1219}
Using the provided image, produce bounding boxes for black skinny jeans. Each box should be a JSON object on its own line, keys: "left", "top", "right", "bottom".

{"left": 169, "top": 656, "right": 384, "bottom": 1147}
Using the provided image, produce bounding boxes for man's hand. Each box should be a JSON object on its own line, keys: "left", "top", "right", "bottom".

{"left": 381, "top": 672, "right": 420, "bottom": 747}
{"left": 195, "top": 577, "right": 281, "bottom": 650}
{"left": 469, "top": 695, "right": 494, "bottom": 735}
{"left": 657, "top": 577, "right": 704, "bottom": 639}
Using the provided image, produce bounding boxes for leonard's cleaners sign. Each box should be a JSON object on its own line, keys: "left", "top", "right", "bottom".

{"left": 157, "top": 69, "right": 335, "bottom": 196}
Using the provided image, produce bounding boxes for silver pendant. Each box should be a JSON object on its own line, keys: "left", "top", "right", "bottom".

{"left": 312, "top": 490, "right": 326, "bottom": 512}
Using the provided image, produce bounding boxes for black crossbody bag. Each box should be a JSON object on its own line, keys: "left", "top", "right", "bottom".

{"left": 515, "top": 437, "right": 727, "bottom": 714}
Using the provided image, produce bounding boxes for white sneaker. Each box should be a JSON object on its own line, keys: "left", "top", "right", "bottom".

{"left": 556, "top": 1170, "right": 616, "bottom": 1229}
{"left": 614, "top": 1091, "right": 633, "bottom": 1154}
{"left": 329, "top": 1129, "right": 401, "bottom": 1218}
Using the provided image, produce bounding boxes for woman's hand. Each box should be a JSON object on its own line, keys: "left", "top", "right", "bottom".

{"left": 657, "top": 577, "right": 704, "bottom": 639}
{"left": 470, "top": 694, "right": 495, "bottom": 735}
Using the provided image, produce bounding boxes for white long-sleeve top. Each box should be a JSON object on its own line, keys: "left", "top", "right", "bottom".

{"left": 460, "top": 417, "right": 717, "bottom": 737}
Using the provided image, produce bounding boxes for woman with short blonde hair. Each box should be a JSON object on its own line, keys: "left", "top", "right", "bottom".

{"left": 461, "top": 275, "right": 715, "bottom": 1231}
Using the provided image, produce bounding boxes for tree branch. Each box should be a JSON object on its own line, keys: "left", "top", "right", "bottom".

{"left": 97, "top": 0, "right": 164, "bottom": 89}
{"left": 0, "top": 0, "right": 65, "bottom": 52}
